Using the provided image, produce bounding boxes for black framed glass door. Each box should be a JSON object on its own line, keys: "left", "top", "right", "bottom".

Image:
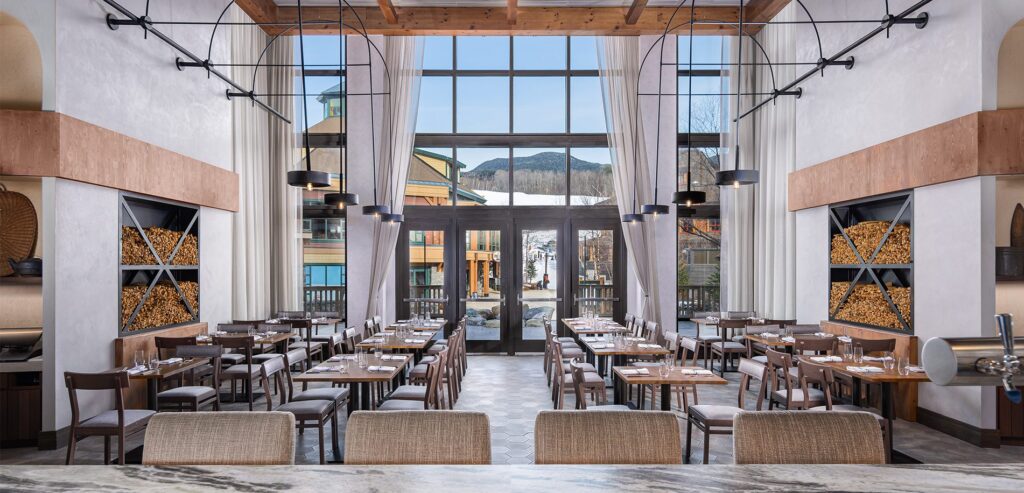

{"left": 397, "top": 219, "right": 454, "bottom": 324}
{"left": 459, "top": 220, "right": 510, "bottom": 353}
{"left": 514, "top": 221, "right": 563, "bottom": 353}
{"left": 570, "top": 219, "right": 624, "bottom": 321}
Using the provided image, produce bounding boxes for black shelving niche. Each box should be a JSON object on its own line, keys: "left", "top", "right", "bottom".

{"left": 118, "top": 192, "right": 200, "bottom": 336}
{"left": 828, "top": 191, "right": 913, "bottom": 334}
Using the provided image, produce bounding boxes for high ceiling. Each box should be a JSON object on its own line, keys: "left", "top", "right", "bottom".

{"left": 237, "top": 0, "right": 789, "bottom": 36}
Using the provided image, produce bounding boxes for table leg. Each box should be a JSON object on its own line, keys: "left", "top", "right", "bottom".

{"left": 882, "top": 381, "right": 895, "bottom": 460}
{"left": 613, "top": 372, "right": 623, "bottom": 405}
{"left": 330, "top": 411, "right": 341, "bottom": 463}
{"left": 660, "top": 384, "right": 672, "bottom": 411}
{"left": 360, "top": 382, "right": 371, "bottom": 410}
{"left": 414, "top": 349, "right": 422, "bottom": 365}
{"left": 147, "top": 379, "right": 158, "bottom": 411}
{"left": 347, "top": 383, "right": 359, "bottom": 415}
{"left": 851, "top": 376, "right": 863, "bottom": 407}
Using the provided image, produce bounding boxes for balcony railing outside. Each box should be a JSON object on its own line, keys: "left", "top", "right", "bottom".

{"left": 409, "top": 285, "right": 446, "bottom": 318}
{"left": 677, "top": 285, "right": 720, "bottom": 319}
{"left": 576, "top": 283, "right": 615, "bottom": 317}
{"left": 304, "top": 286, "right": 346, "bottom": 321}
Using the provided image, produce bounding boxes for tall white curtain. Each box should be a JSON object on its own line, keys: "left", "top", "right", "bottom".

{"left": 597, "top": 37, "right": 661, "bottom": 325}
{"left": 230, "top": 7, "right": 301, "bottom": 320}
{"left": 753, "top": 5, "right": 797, "bottom": 318}
{"left": 364, "top": 36, "right": 424, "bottom": 319}
{"left": 721, "top": 36, "right": 756, "bottom": 313}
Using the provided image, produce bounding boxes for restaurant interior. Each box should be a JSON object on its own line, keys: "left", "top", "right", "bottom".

{"left": 1, "top": 0, "right": 1024, "bottom": 490}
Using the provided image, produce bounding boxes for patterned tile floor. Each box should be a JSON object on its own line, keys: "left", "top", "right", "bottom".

{"left": 4, "top": 352, "right": 1024, "bottom": 465}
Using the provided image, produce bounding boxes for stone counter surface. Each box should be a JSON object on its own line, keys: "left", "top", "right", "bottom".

{"left": 2, "top": 463, "right": 1023, "bottom": 492}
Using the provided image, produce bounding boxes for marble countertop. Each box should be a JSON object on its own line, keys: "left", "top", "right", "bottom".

{"left": 2, "top": 463, "right": 1023, "bottom": 492}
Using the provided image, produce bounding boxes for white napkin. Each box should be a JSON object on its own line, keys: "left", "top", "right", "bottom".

{"left": 364, "top": 338, "right": 384, "bottom": 343}
{"left": 906, "top": 366, "right": 926, "bottom": 373}
{"left": 197, "top": 335, "right": 212, "bottom": 342}
{"left": 810, "top": 356, "right": 843, "bottom": 363}
{"left": 214, "top": 331, "right": 228, "bottom": 336}
{"left": 681, "top": 369, "right": 714, "bottom": 376}
{"left": 638, "top": 343, "right": 662, "bottom": 349}
{"left": 127, "top": 366, "right": 146, "bottom": 375}
{"left": 328, "top": 355, "right": 356, "bottom": 362}
{"left": 862, "top": 356, "right": 893, "bottom": 362}
{"left": 626, "top": 337, "right": 645, "bottom": 342}
{"left": 368, "top": 365, "right": 397, "bottom": 372}
{"left": 404, "top": 339, "right": 427, "bottom": 344}
{"left": 381, "top": 354, "right": 406, "bottom": 361}
{"left": 837, "top": 336, "right": 852, "bottom": 343}
{"left": 813, "top": 332, "right": 834, "bottom": 338}
{"left": 309, "top": 366, "right": 339, "bottom": 373}
{"left": 158, "top": 357, "right": 183, "bottom": 365}
{"left": 781, "top": 337, "right": 796, "bottom": 343}
{"left": 266, "top": 319, "right": 280, "bottom": 324}
{"left": 760, "top": 332, "right": 779, "bottom": 338}
{"left": 414, "top": 331, "right": 432, "bottom": 336}
{"left": 590, "top": 343, "right": 610, "bottom": 349}
{"left": 846, "top": 366, "right": 885, "bottom": 373}
{"left": 620, "top": 368, "right": 650, "bottom": 376}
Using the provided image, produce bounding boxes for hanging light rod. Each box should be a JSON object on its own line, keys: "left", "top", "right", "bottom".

{"left": 735, "top": 0, "right": 931, "bottom": 122}
{"left": 100, "top": 0, "right": 289, "bottom": 124}
{"left": 142, "top": 18, "right": 888, "bottom": 27}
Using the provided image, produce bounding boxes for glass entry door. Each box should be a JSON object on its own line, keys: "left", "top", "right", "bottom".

{"left": 571, "top": 221, "right": 623, "bottom": 321}
{"left": 515, "top": 224, "right": 562, "bottom": 353}
{"left": 460, "top": 222, "right": 509, "bottom": 352}
{"left": 404, "top": 228, "right": 449, "bottom": 320}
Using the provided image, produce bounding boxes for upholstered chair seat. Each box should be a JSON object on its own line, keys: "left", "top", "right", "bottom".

{"left": 79, "top": 409, "right": 155, "bottom": 429}
{"left": 157, "top": 386, "right": 216, "bottom": 401}
{"left": 687, "top": 404, "right": 742, "bottom": 427}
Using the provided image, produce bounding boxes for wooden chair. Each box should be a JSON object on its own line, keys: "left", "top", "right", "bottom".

{"left": 213, "top": 336, "right": 260, "bottom": 411}
{"left": 793, "top": 335, "right": 837, "bottom": 356}
{"left": 156, "top": 345, "right": 222, "bottom": 412}
{"left": 710, "top": 319, "right": 747, "bottom": 375}
{"left": 276, "top": 310, "right": 305, "bottom": 319}
{"left": 64, "top": 370, "right": 155, "bottom": 465}
{"left": 799, "top": 360, "right": 890, "bottom": 463}
{"left": 345, "top": 411, "right": 491, "bottom": 465}
{"left": 689, "top": 311, "right": 723, "bottom": 369}
{"left": 154, "top": 336, "right": 197, "bottom": 360}
{"left": 260, "top": 356, "right": 338, "bottom": 464}
{"left": 378, "top": 350, "right": 445, "bottom": 410}
{"left": 534, "top": 410, "right": 682, "bottom": 464}
{"left": 550, "top": 339, "right": 599, "bottom": 409}
{"left": 732, "top": 411, "right": 886, "bottom": 464}
{"left": 569, "top": 360, "right": 626, "bottom": 410}
{"left": 684, "top": 357, "right": 765, "bottom": 464}
{"left": 633, "top": 333, "right": 697, "bottom": 412}
{"left": 765, "top": 349, "right": 824, "bottom": 410}
{"left": 142, "top": 411, "right": 295, "bottom": 465}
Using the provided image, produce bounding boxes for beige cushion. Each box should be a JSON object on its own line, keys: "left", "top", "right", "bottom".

{"left": 277, "top": 399, "right": 333, "bottom": 418}
{"left": 810, "top": 405, "right": 886, "bottom": 422}
{"left": 222, "top": 364, "right": 261, "bottom": 376}
{"left": 79, "top": 409, "right": 155, "bottom": 429}
{"left": 251, "top": 353, "right": 284, "bottom": 363}
{"left": 157, "top": 386, "right": 216, "bottom": 400}
{"left": 561, "top": 362, "right": 597, "bottom": 374}
{"left": 344, "top": 411, "right": 491, "bottom": 465}
{"left": 557, "top": 337, "right": 576, "bottom": 343}
{"left": 772, "top": 388, "right": 826, "bottom": 406}
{"left": 142, "top": 412, "right": 295, "bottom": 465}
{"left": 534, "top": 410, "right": 681, "bottom": 465}
{"left": 293, "top": 387, "right": 349, "bottom": 404}
{"left": 732, "top": 411, "right": 885, "bottom": 465}
{"left": 220, "top": 353, "right": 245, "bottom": 364}
{"left": 710, "top": 341, "right": 746, "bottom": 351}
{"left": 376, "top": 399, "right": 428, "bottom": 411}
{"left": 687, "top": 404, "right": 741, "bottom": 427}
{"left": 388, "top": 385, "right": 428, "bottom": 401}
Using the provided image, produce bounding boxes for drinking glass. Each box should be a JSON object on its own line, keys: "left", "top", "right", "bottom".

{"left": 133, "top": 350, "right": 145, "bottom": 369}
{"left": 374, "top": 342, "right": 383, "bottom": 359}
{"left": 842, "top": 342, "right": 854, "bottom": 361}
{"left": 659, "top": 361, "right": 671, "bottom": 378}
{"left": 853, "top": 344, "right": 864, "bottom": 364}
{"left": 338, "top": 359, "right": 349, "bottom": 374}
{"left": 898, "top": 356, "right": 911, "bottom": 376}
{"left": 149, "top": 352, "right": 160, "bottom": 371}
{"left": 357, "top": 349, "right": 369, "bottom": 369}
{"left": 883, "top": 351, "right": 896, "bottom": 371}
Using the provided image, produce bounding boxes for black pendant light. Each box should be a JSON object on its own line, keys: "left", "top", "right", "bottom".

{"left": 359, "top": 12, "right": 389, "bottom": 220}
{"left": 639, "top": 4, "right": 678, "bottom": 221}
{"left": 674, "top": 1, "right": 708, "bottom": 208}
{"left": 715, "top": 0, "right": 759, "bottom": 188}
{"left": 323, "top": 4, "right": 359, "bottom": 210}
{"left": 286, "top": 0, "right": 331, "bottom": 191}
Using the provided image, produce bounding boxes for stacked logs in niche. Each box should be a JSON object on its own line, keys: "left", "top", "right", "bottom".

{"left": 829, "top": 281, "right": 911, "bottom": 330}
{"left": 121, "top": 281, "right": 199, "bottom": 331}
{"left": 121, "top": 226, "right": 198, "bottom": 265}
{"left": 831, "top": 221, "right": 911, "bottom": 264}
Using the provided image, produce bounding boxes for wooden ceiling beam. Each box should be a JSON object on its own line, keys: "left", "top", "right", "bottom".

{"left": 745, "top": 0, "right": 793, "bottom": 25}
{"left": 234, "top": 0, "right": 278, "bottom": 25}
{"left": 262, "top": 6, "right": 741, "bottom": 36}
{"left": 377, "top": 0, "right": 399, "bottom": 24}
{"left": 508, "top": 0, "right": 517, "bottom": 25}
{"left": 625, "top": 0, "right": 648, "bottom": 25}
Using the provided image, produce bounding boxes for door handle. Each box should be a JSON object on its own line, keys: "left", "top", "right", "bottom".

{"left": 519, "top": 297, "right": 563, "bottom": 302}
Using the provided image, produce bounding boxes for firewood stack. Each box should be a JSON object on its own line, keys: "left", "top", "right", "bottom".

{"left": 121, "top": 281, "right": 199, "bottom": 331}
{"left": 829, "top": 281, "right": 912, "bottom": 330}
{"left": 830, "top": 221, "right": 911, "bottom": 264}
{"left": 121, "top": 226, "right": 198, "bottom": 265}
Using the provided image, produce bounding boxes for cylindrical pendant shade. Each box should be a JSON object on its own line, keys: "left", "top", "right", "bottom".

{"left": 382, "top": 213, "right": 404, "bottom": 223}
{"left": 715, "top": 169, "right": 759, "bottom": 187}
{"left": 287, "top": 170, "right": 331, "bottom": 189}
{"left": 362, "top": 204, "right": 391, "bottom": 217}
{"left": 673, "top": 190, "right": 707, "bottom": 207}
{"left": 324, "top": 192, "right": 359, "bottom": 208}
{"left": 641, "top": 204, "right": 670, "bottom": 216}
{"left": 621, "top": 213, "right": 644, "bottom": 224}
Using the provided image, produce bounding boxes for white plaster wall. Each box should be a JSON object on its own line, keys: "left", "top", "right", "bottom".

{"left": 55, "top": 0, "right": 232, "bottom": 169}
{"left": 200, "top": 207, "right": 233, "bottom": 325}
{"left": 48, "top": 179, "right": 119, "bottom": 431}
{"left": 1, "top": 0, "right": 56, "bottom": 111}
{"left": 794, "top": 206, "right": 828, "bottom": 324}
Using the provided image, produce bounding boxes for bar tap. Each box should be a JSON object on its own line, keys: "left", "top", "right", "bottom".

{"left": 921, "top": 314, "right": 1022, "bottom": 404}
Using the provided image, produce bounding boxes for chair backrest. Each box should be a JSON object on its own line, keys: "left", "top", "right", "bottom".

{"left": 733, "top": 411, "right": 885, "bottom": 464}
{"left": 534, "top": 411, "right": 682, "bottom": 464}
{"left": 142, "top": 411, "right": 295, "bottom": 465}
{"left": 176, "top": 344, "right": 222, "bottom": 385}
{"left": 679, "top": 336, "right": 700, "bottom": 356}
{"left": 737, "top": 358, "right": 766, "bottom": 408}
{"left": 372, "top": 315, "right": 384, "bottom": 332}
{"left": 784, "top": 323, "right": 821, "bottom": 335}
{"left": 260, "top": 356, "right": 289, "bottom": 410}
{"left": 793, "top": 336, "right": 836, "bottom": 355}
{"left": 344, "top": 411, "right": 491, "bottom": 465}
{"left": 364, "top": 319, "right": 375, "bottom": 334}
{"left": 663, "top": 332, "right": 679, "bottom": 363}
{"left": 217, "top": 323, "right": 252, "bottom": 334}
{"left": 154, "top": 336, "right": 198, "bottom": 359}
{"left": 728, "top": 311, "right": 755, "bottom": 319}
{"left": 632, "top": 318, "right": 646, "bottom": 337}
{"left": 764, "top": 349, "right": 794, "bottom": 399}
{"left": 850, "top": 336, "right": 897, "bottom": 355}
{"left": 231, "top": 319, "right": 262, "bottom": 327}
{"left": 425, "top": 347, "right": 448, "bottom": 409}
{"left": 645, "top": 321, "right": 660, "bottom": 344}
{"left": 568, "top": 359, "right": 591, "bottom": 409}
{"left": 258, "top": 322, "right": 292, "bottom": 334}
{"left": 312, "top": 311, "right": 339, "bottom": 319}
{"left": 718, "top": 318, "right": 747, "bottom": 330}
{"left": 798, "top": 360, "right": 836, "bottom": 409}
{"left": 64, "top": 370, "right": 129, "bottom": 428}
{"left": 277, "top": 310, "right": 305, "bottom": 319}
{"left": 766, "top": 319, "right": 797, "bottom": 327}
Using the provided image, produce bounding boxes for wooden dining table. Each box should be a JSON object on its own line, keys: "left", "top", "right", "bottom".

{"left": 123, "top": 357, "right": 209, "bottom": 410}
{"left": 612, "top": 365, "right": 728, "bottom": 410}
{"left": 560, "top": 318, "right": 629, "bottom": 339}
{"left": 796, "top": 355, "right": 929, "bottom": 460}
{"left": 579, "top": 338, "right": 670, "bottom": 377}
{"left": 356, "top": 333, "right": 436, "bottom": 363}
{"left": 293, "top": 353, "right": 413, "bottom": 414}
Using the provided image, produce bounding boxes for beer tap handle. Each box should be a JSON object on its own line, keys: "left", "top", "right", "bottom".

{"left": 996, "top": 314, "right": 1021, "bottom": 404}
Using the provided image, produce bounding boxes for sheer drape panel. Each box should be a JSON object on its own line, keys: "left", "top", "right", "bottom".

{"left": 230, "top": 7, "right": 301, "bottom": 319}
{"left": 597, "top": 37, "right": 661, "bottom": 326}
{"left": 364, "top": 36, "right": 424, "bottom": 320}
{"left": 721, "top": 36, "right": 756, "bottom": 313}
{"left": 752, "top": 5, "right": 797, "bottom": 319}
{"left": 230, "top": 7, "right": 271, "bottom": 320}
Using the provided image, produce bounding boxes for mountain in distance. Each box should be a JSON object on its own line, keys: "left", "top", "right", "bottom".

{"left": 464, "top": 151, "right": 609, "bottom": 177}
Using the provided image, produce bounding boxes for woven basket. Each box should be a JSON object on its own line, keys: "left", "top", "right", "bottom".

{"left": 0, "top": 184, "right": 39, "bottom": 276}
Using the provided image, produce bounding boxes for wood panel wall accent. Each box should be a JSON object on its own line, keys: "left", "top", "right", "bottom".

{"left": 0, "top": 110, "right": 238, "bottom": 212}
{"left": 788, "top": 109, "right": 1024, "bottom": 211}
{"left": 113, "top": 322, "right": 207, "bottom": 409}
{"left": 820, "top": 320, "right": 919, "bottom": 421}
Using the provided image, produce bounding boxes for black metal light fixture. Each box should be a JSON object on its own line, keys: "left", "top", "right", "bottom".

{"left": 286, "top": 0, "right": 331, "bottom": 191}
{"left": 323, "top": 4, "right": 359, "bottom": 210}
{"left": 715, "top": 0, "right": 760, "bottom": 188}
{"left": 673, "top": 1, "right": 708, "bottom": 208}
